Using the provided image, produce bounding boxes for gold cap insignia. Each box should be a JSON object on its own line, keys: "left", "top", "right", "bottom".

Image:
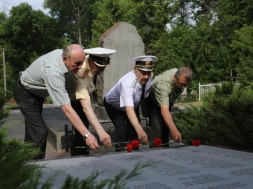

{"left": 146, "top": 61, "right": 151, "bottom": 66}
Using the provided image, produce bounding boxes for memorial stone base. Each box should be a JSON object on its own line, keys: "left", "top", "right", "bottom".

{"left": 36, "top": 145, "right": 253, "bottom": 189}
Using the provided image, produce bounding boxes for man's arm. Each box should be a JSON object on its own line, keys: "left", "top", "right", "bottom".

{"left": 61, "top": 104, "right": 99, "bottom": 149}
{"left": 160, "top": 105, "right": 182, "bottom": 143}
{"left": 80, "top": 99, "right": 112, "bottom": 147}
{"left": 125, "top": 106, "right": 148, "bottom": 144}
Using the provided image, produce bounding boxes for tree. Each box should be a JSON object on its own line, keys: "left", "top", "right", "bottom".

{"left": 1, "top": 3, "right": 65, "bottom": 83}
{"left": 131, "top": 0, "right": 170, "bottom": 53}
{"left": 44, "top": 0, "right": 96, "bottom": 47}
{"left": 152, "top": 25, "right": 195, "bottom": 75}
{"left": 231, "top": 25, "right": 253, "bottom": 86}
{"left": 90, "top": 0, "right": 137, "bottom": 47}
{"left": 91, "top": 0, "right": 170, "bottom": 52}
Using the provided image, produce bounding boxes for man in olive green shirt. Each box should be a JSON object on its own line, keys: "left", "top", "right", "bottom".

{"left": 146, "top": 66, "right": 193, "bottom": 146}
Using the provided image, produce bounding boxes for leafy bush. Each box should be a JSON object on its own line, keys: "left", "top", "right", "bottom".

{"left": 0, "top": 90, "right": 10, "bottom": 124}
{"left": 174, "top": 82, "right": 253, "bottom": 150}
{"left": 0, "top": 127, "right": 48, "bottom": 188}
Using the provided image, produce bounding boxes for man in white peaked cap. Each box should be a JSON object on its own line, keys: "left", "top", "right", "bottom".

{"left": 104, "top": 55, "right": 158, "bottom": 151}
{"left": 65, "top": 47, "right": 116, "bottom": 156}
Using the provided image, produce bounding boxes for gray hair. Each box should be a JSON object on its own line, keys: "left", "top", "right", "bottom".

{"left": 62, "top": 44, "right": 84, "bottom": 58}
{"left": 175, "top": 66, "right": 193, "bottom": 82}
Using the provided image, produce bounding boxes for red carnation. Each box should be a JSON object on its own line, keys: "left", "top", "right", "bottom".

{"left": 131, "top": 140, "right": 139, "bottom": 150}
{"left": 154, "top": 138, "right": 162, "bottom": 147}
{"left": 126, "top": 143, "right": 133, "bottom": 152}
{"left": 192, "top": 139, "right": 201, "bottom": 146}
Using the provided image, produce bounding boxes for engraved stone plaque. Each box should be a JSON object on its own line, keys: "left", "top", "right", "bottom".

{"left": 36, "top": 145, "right": 253, "bottom": 189}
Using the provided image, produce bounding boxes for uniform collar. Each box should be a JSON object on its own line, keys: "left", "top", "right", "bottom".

{"left": 84, "top": 58, "right": 94, "bottom": 78}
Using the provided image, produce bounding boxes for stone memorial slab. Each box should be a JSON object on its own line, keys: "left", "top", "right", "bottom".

{"left": 96, "top": 22, "right": 145, "bottom": 106}
{"left": 35, "top": 145, "right": 253, "bottom": 189}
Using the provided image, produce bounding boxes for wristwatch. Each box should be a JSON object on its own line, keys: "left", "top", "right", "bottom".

{"left": 83, "top": 132, "right": 91, "bottom": 140}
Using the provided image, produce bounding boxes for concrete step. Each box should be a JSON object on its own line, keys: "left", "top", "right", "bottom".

{"left": 45, "top": 105, "right": 149, "bottom": 151}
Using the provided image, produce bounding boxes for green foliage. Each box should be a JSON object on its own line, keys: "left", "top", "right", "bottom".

{"left": 0, "top": 90, "right": 9, "bottom": 124}
{"left": 91, "top": 0, "right": 138, "bottom": 47}
{"left": 1, "top": 0, "right": 253, "bottom": 89}
{"left": 91, "top": 0, "right": 169, "bottom": 51}
{"left": 1, "top": 3, "right": 65, "bottom": 80}
{"left": 216, "top": 0, "right": 253, "bottom": 30}
{"left": 44, "top": 0, "right": 96, "bottom": 46}
{"left": 0, "top": 127, "right": 46, "bottom": 188}
{"left": 0, "top": 92, "right": 50, "bottom": 188}
{"left": 174, "top": 82, "right": 253, "bottom": 150}
{"left": 231, "top": 25, "right": 253, "bottom": 85}
{"left": 152, "top": 25, "right": 194, "bottom": 74}
{"left": 131, "top": 0, "right": 170, "bottom": 52}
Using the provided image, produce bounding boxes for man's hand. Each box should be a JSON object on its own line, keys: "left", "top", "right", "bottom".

{"left": 84, "top": 134, "right": 100, "bottom": 149}
{"left": 170, "top": 129, "right": 182, "bottom": 143}
{"left": 137, "top": 129, "right": 148, "bottom": 144}
{"left": 99, "top": 132, "right": 112, "bottom": 147}
{"left": 160, "top": 105, "right": 182, "bottom": 143}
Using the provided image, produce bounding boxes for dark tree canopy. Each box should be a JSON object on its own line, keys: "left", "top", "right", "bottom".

{"left": 1, "top": 0, "right": 253, "bottom": 93}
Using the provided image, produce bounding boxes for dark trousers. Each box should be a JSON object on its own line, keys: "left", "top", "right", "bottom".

{"left": 14, "top": 81, "right": 47, "bottom": 159}
{"left": 145, "top": 92, "right": 170, "bottom": 147}
{"left": 103, "top": 98, "right": 139, "bottom": 151}
{"left": 70, "top": 100, "right": 89, "bottom": 156}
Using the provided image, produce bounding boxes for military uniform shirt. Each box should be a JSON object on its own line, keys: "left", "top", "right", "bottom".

{"left": 20, "top": 49, "right": 70, "bottom": 106}
{"left": 151, "top": 68, "right": 183, "bottom": 106}
{"left": 105, "top": 70, "right": 153, "bottom": 111}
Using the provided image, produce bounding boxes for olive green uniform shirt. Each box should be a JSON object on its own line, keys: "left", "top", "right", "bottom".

{"left": 151, "top": 68, "right": 183, "bottom": 106}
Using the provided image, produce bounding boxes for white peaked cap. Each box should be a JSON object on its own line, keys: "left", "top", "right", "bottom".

{"left": 132, "top": 55, "right": 158, "bottom": 71}
{"left": 84, "top": 47, "right": 116, "bottom": 67}
{"left": 84, "top": 47, "right": 116, "bottom": 57}
{"left": 132, "top": 55, "right": 158, "bottom": 62}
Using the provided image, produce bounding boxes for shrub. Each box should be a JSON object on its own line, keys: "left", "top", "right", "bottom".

{"left": 174, "top": 82, "right": 253, "bottom": 150}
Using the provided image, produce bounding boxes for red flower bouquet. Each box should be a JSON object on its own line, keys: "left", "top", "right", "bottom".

{"left": 192, "top": 139, "right": 201, "bottom": 146}
{"left": 153, "top": 138, "right": 162, "bottom": 147}
{"left": 126, "top": 143, "right": 133, "bottom": 152}
{"left": 131, "top": 139, "right": 139, "bottom": 150}
{"left": 122, "top": 138, "right": 164, "bottom": 153}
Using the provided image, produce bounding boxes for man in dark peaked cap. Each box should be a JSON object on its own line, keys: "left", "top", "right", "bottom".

{"left": 103, "top": 55, "right": 158, "bottom": 151}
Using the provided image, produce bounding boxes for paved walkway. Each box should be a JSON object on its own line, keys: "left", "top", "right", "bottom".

{"left": 4, "top": 104, "right": 71, "bottom": 160}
